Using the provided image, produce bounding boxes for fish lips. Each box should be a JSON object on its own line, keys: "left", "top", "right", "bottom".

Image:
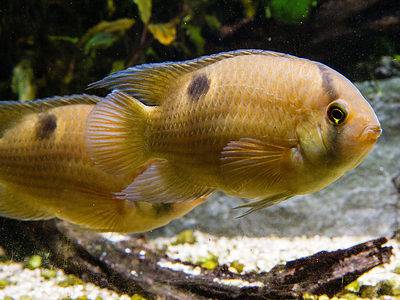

{"left": 362, "top": 124, "right": 382, "bottom": 142}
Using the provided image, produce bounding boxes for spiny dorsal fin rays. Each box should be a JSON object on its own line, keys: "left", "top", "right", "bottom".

{"left": 234, "top": 192, "right": 292, "bottom": 218}
{"left": 86, "top": 91, "right": 150, "bottom": 177}
{"left": 88, "top": 49, "right": 293, "bottom": 105}
{"left": 0, "top": 94, "right": 101, "bottom": 137}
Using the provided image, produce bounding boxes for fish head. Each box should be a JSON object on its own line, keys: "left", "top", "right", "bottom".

{"left": 323, "top": 98, "right": 380, "bottom": 169}
{"left": 297, "top": 66, "right": 381, "bottom": 178}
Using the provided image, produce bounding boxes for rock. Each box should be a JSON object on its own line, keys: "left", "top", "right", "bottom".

{"left": 374, "top": 56, "right": 400, "bottom": 79}
{"left": 153, "top": 77, "right": 400, "bottom": 238}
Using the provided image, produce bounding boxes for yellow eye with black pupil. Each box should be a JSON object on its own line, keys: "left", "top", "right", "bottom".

{"left": 328, "top": 105, "right": 346, "bottom": 125}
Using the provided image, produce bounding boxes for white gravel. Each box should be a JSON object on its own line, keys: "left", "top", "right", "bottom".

{"left": 1, "top": 232, "right": 398, "bottom": 299}
{"left": 150, "top": 231, "right": 400, "bottom": 286}
{"left": 0, "top": 262, "right": 132, "bottom": 300}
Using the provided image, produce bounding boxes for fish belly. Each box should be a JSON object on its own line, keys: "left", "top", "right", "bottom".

{"left": 0, "top": 104, "right": 203, "bottom": 231}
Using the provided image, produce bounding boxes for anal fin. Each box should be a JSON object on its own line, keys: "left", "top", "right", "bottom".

{"left": 119, "top": 160, "right": 212, "bottom": 204}
{"left": 0, "top": 183, "right": 53, "bottom": 221}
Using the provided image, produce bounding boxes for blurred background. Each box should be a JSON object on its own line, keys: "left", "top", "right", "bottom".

{"left": 0, "top": 0, "right": 399, "bottom": 237}
{"left": 1, "top": 0, "right": 399, "bottom": 100}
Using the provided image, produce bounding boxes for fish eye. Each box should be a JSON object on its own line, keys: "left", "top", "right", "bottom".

{"left": 327, "top": 103, "right": 347, "bottom": 125}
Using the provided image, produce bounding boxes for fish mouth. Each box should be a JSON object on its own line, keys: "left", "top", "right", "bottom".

{"left": 362, "top": 125, "right": 382, "bottom": 142}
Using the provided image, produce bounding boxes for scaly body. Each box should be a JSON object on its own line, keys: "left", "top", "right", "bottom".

{"left": 88, "top": 50, "right": 380, "bottom": 213}
{"left": 0, "top": 49, "right": 381, "bottom": 230}
{"left": 0, "top": 98, "right": 204, "bottom": 232}
{"left": 148, "top": 55, "right": 318, "bottom": 197}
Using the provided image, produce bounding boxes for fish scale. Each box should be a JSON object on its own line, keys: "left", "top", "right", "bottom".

{"left": 0, "top": 49, "right": 380, "bottom": 231}
{"left": 0, "top": 101, "right": 204, "bottom": 232}
{"left": 86, "top": 49, "right": 380, "bottom": 208}
{"left": 0, "top": 105, "right": 119, "bottom": 193}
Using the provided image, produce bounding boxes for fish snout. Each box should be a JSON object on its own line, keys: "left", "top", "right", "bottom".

{"left": 362, "top": 125, "right": 382, "bottom": 142}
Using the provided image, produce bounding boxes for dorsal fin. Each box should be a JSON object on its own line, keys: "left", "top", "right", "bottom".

{"left": 88, "top": 49, "right": 291, "bottom": 105}
{"left": 0, "top": 94, "right": 101, "bottom": 136}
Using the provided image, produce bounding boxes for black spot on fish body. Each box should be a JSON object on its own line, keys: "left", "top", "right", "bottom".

{"left": 317, "top": 64, "right": 339, "bottom": 102}
{"left": 153, "top": 203, "right": 173, "bottom": 216}
{"left": 187, "top": 74, "right": 210, "bottom": 101}
{"left": 36, "top": 113, "right": 57, "bottom": 140}
{"left": 325, "top": 125, "right": 340, "bottom": 162}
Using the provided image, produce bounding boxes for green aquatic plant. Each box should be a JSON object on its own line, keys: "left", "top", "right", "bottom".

{"left": 25, "top": 255, "right": 42, "bottom": 270}
{"left": 81, "top": 18, "right": 136, "bottom": 55}
{"left": 1, "top": 0, "right": 319, "bottom": 100}
{"left": 11, "top": 60, "right": 36, "bottom": 101}
{"left": 269, "top": 0, "right": 316, "bottom": 24}
{"left": 134, "top": 0, "right": 152, "bottom": 25}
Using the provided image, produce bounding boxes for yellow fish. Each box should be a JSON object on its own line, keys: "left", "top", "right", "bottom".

{"left": 0, "top": 49, "right": 381, "bottom": 232}
{"left": 87, "top": 49, "right": 381, "bottom": 214}
{"left": 0, "top": 96, "right": 205, "bottom": 232}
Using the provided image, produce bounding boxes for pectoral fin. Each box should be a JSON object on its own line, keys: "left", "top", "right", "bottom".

{"left": 118, "top": 160, "right": 212, "bottom": 204}
{"left": 221, "top": 138, "right": 293, "bottom": 190}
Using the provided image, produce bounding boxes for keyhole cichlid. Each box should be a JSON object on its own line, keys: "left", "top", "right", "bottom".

{"left": 0, "top": 50, "right": 381, "bottom": 232}
{"left": 0, "top": 97, "right": 205, "bottom": 232}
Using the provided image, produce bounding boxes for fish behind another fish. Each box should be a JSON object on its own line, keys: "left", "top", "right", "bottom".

{"left": 0, "top": 49, "right": 381, "bottom": 231}
{"left": 0, "top": 96, "right": 205, "bottom": 232}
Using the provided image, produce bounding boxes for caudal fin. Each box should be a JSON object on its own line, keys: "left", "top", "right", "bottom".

{"left": 86, "top": 91, "right": 151, "bottom": 177}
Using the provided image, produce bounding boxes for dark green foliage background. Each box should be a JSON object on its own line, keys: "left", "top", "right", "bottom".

{"left": 0, "top": 0, "right": 399, "bottom": 100}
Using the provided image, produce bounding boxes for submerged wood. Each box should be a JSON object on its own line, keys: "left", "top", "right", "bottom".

{"left": 0, "top": 218, "right": 393, "bottom": 299}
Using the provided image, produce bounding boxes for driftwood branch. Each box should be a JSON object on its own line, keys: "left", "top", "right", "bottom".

{"left": 0, "top": 218, "right": 393, "bottom": 299}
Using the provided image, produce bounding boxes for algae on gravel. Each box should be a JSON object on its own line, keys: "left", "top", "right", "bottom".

{"left": 57, "top": 274, "right": 84, "bottom": 287}
{"left": 0, "top": 279, "right": 10, "bottom": 289}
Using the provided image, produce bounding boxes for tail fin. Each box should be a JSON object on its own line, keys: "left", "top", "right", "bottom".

{"left": 86, "top": 91, "right": 151, "bottom": 177}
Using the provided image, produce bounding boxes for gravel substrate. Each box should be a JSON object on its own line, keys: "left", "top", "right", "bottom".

{"left": 149, "top": 231, "right": 400, "bottom": 297}
{"left": 0, "top": 261, "right": 133, "bottom": 300}
{"left": 1, "top": 232, "right": 399, "bottom": 299}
